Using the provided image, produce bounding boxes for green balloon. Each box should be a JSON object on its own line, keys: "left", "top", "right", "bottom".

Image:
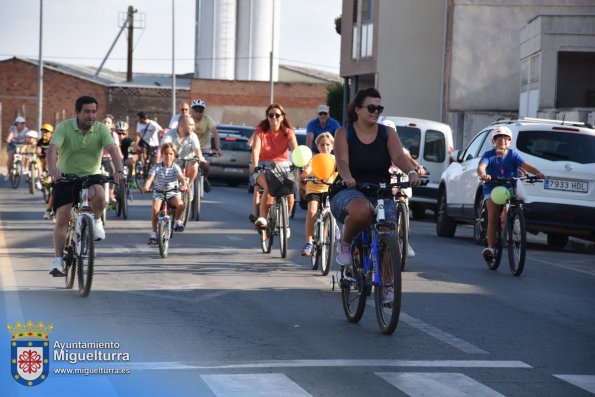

{"left": 491, "top": 186, "right": 510, "bottom": 205}
{"left": 292, "top": 145, "right": 313, "bottom": 168}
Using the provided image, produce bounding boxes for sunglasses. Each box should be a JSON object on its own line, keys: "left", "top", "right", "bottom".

{"left": 181, "top": 108, "right": 189, "bottom": 112}
{"left": 363, "top": 104, "right": 384, "bottom": 114}
{"left": 268, "top": 113, "right": 283, "bottom": 119}
{"left": 192, "top": 107, "right": 204, "bottom": 113}
{"left": 318, "top": 112, "right": 328, "bottom": 116}
{"left": 117, "top": 132, "right": 127, "bottom": 135}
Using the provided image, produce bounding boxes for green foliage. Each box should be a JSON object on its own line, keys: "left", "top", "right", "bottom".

{"left": 327, "top": 82, "right": 344, "bottom": 124}
{"left": 334, "top": 16, "right": 342, "bottom": 35}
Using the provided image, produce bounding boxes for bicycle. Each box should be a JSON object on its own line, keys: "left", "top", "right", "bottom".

{"left": 303, "top": 177, "right": 336, "bottom": 276}
{"left": 115, "top": 167, "right": 132, "bottom": 219}
{"left": 153, "top": 188, "right": 180, "bottom": 258}
{"left": 483, "top": 175, "right": 542, "bottom": 276}
{"left": 58, "top": 174, "right": 113, "bottom": 297}
{"left": 134, "top": 146, "right": 157, "bottom": 190}
{"left": 41, "top": 171, "right": 53, "bottom": 204}
{"left": 23, "top": 153, "right": 41, "bottom": 195}
{"left": 254, "top": 164, "right": 294, "bottom": 259}
{"left": 338, "top": 181, "right": 405, "bottom": 335}
{"left": 9, "top": 144, "right": 24, "bottom": 189}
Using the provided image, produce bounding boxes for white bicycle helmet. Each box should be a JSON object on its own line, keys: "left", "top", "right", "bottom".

{"left": 26, "top": 130, "right": 38, "bottom": 139}
{"left": 115, "top": 121, "right": 129, "bottom": 131}
{"left": 191, "top": 98, "right": 206, "bottom": 109}
{"left": 491, "top": 125, "right": 513, "bottom": 141}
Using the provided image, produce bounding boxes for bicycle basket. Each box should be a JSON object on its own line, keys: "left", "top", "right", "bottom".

{"left": 265, "top": 165, "right": 295, "bottom": 198}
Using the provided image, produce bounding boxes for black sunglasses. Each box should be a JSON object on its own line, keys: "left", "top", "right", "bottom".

{"left": 318, "top": 112, "right": 328, "bottom": 116}
{"left": 363, "top": 104, "right": 384, "bottom": 114}
{"left": 117, "top": 131, "right": 127, "bottom": 135}
{"left": 192, "top": 107, "right": 204, "bottom": 113}
{"left": 268, "top": 113, "right": 283, "bottom": 119}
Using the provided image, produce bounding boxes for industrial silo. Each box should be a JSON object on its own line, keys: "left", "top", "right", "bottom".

{"left": 235, "top": 0, "right": 280, "bottom": 81}
{"left": 195, "top": 0, "right": 237, "bottom": 80}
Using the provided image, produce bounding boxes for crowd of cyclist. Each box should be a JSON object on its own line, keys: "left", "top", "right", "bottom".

{"left": 4, "top": 88, "right": 538, "bottom": 277}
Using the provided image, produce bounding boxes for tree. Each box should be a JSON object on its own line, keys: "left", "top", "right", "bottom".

{"left": 327, "top": 82, "right": 344, "bottom": 124}
{"left": 334, "top": 16, "right": 341, "bottom": 35}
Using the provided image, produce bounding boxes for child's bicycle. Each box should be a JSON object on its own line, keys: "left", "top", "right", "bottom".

{"left": 303, "top": 177, "right": 336, "bottom": 276}
{"left": 483, "top": 175, "right": 543, "bottom": 276}
{"left": 58, "top": 174, "right": 114, "bottom": 297}
{"left": 338, "top": 181, "right": 405, "bottom": 335}
{"left": 153, "top": 188, "right": 180, "bottom": 258}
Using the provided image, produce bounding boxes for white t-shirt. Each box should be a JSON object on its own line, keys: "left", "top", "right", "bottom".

{"left": 160, "top": 130, "right": 201, "bottom": 160}
{"left": 136, "top": 120, "right": 163, "bottom": 147}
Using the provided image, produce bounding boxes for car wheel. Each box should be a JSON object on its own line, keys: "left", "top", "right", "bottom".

{"left": 436, "top": 190, "right": 456, "bottom": 237}
{"left": 547, "top": 233, "right": 568, "bottom": 250}
{"left": 473, "top": 195, "right": 487, "bottom": 246}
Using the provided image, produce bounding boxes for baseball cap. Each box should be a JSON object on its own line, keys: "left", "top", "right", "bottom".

{"left": 26, "top": 130, "right": 38, "bottom": 139}
{"left": 15, "top": 116, "right": 26, "bottom": 123}
{"left": 317, "top": 104, "right": 330, "bottom": 114}
{"left": 491, "top": 126, "right": 513, "bottom": 140}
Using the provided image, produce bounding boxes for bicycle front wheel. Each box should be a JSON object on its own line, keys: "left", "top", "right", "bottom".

{"left": 182, "top": 190, "right": 191, "bottom": 226}
{"left": 158, "top": 219, "right": 170, "bottom": 258}
{"left": 134, "top": 160, "right": 145, "bottom": 190}
{"left": 396, "top": 201, "right": 409, "bottom": 271}
{"left": 29, "top": 162, "right": 36, "bottom": 194}
{"left": 320, "top": 212, "right": 335, "bottom": 276}
{"left": 191, "top": 176, "right": 201, "bottom": 221}
{"left": 341, "top": 240, "right": 368, "bottom": 323}
{"left": 374, "top": 234, "right": 402, "bottom": 335}
{"left": 278, "top": 197, "right": 288, "bottom": 258}
{"left": 77, "top": 215, "right": 95, "bottom": 297}
{"left": 507, "top": 207, "right": 526, "bottom": 276}
{"left": 64, "top": 245, "right": 76, "bottom": 289}
{"left": 11, "top": 160, "right": 22, "bottom": 189}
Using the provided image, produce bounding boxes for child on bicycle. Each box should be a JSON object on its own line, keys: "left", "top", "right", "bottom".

{"left": 477, "top": 126, "right": 544, "bottom": 261}
{"left": 19, "top": 130, "right": 43, "bottom": 190}
{"left": 141, "top": 142, "right": 188, "bottom": 245}
{"left": 300, "top": 132, "right": 337, "bottom": 256}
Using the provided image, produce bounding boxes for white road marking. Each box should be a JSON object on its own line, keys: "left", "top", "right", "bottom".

{"left": 0, "top": 225, "right": 23, "bottom": 320}
{"left": 554, "top": 374, "right": 595, "bottom": 394}
{"left": 377, "top": 372, "right": 506, "bottom": 397}
{"left": 202, "top": 373, "right": 312, "bottom": 397}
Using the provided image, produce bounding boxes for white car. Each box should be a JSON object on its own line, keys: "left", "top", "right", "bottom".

{"left": 380, "top": 116, "right": 454, "bottom": 218}
{"left": 436, "top": 117, "right": 595, "bottom": 249}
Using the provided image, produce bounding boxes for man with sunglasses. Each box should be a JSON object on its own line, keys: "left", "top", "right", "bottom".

{"left": 306, "top": 104, "right": 340, "bottom": 154}
{"left": 190, "top": 98, "right": 221, "bottom": 192}
{"left": 168, "top": 101, "right": 191, "bottom": 130}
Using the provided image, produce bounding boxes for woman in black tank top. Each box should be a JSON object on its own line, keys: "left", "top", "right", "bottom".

{"left": 330, "top": 88, "right": 422, "bottom": 267}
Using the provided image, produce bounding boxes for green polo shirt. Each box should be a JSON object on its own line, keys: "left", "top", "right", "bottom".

{"left": 51, "top": 118, "right": 114, "bottom": 176}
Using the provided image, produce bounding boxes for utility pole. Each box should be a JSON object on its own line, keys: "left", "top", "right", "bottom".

{"left": 269, "top": 0, "right": 275, "bottom": 104}
{"left": 126, "top": 5, "right": 134, "bottom": 82}
{"left": 171, "top": 0, "right": 176, "bottom": 117}
{"left": 37, "top": 0, "right": 44, "bottom": 131}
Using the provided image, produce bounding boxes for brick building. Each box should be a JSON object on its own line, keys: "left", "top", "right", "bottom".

{"left": 0, "top": 57, "right": 336, "bottom": 143}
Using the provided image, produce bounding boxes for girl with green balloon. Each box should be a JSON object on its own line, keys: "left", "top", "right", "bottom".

{"left": 477, "top": 126, "right": 544, "bottom": 262}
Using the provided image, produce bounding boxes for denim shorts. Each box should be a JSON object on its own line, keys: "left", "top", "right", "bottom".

{"left": 330, "top": 188, "right": 397, "bottom": 224}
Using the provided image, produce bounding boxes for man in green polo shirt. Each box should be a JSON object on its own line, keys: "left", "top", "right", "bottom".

{"left": 47, "top": 96, "right": 124, "bottom": 277}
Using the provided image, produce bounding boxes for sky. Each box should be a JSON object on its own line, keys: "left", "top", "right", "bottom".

{"left": 0, "top": 0, "right": 342, "bottom": 75}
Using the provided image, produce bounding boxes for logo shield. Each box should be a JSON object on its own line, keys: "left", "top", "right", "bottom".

{"left": 11, "top": 340, "right": 50, "bottom": 386}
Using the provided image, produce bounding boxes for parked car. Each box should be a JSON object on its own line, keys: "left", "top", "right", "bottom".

{"left": 216, "top": 124, "right": 254, "bottom": 140}
{"left": 208, "top": 133, "right": 251, "bottom": 186}
{"left": 436, "top": 117, "right": 595, "bottom": 248}
{"left": 380, "top": 116, "right": 454, "bottom": 218}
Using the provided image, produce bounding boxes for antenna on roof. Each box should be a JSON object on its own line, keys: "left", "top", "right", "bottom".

{"left": 561, "top": 113, "right": 566, "bottom": 125}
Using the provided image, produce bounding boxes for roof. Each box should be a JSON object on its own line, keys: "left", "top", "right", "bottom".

{"left": 278, "top": 64, "right": 341, "bottom": 84}
{"left": 6, "top": 57, "right": 191, "bottom": 89}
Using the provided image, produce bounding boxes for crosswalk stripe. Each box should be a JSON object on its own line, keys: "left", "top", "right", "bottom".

{"left": 201, "top": 373, "right": 312, "bottom": 397}
{"left": 554, "top": 374, "right": 595, "bottom": 394}
{"left": 377, "top": 372, "right": 506, "bottom": 397}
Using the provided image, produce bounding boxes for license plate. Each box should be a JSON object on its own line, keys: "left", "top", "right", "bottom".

{"left": 544, "top": 178, "right": 588, "bottom": 193}
{"left": 223, "top": 167, "right": 245, "bottom": 174}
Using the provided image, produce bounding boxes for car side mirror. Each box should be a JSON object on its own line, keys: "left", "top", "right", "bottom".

{"left": 450, "top": 149, "right": 461, "bottom": 163}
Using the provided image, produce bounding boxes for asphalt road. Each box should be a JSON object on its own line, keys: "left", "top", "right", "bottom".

{"left": 1, "top": 178, "right": 594, "bottom": 397}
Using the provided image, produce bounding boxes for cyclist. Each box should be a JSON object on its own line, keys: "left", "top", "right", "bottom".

{"left": 141, "top": 142, "right": 189, "bottom": 245}
{"left": 381, "top": 119, "right": 425, "bottom": 258}
{"left": 47, "top": 96, "right": 124, "bottom": 277}
{"left": 301, "top": 132, "right": 337, "bottom": 256}
{"left": 159, "top": 114, "right": 206, "bottom": 194}
{"left": 135, "top": 111, "right": 163, "bottom": 174}
{"left": 19, "top": 130, "right": 43, "bottom": 190}
{"left": 330, "top": 88, "right": 422, "bottom": 274}
{"left": 168, "top": 102, "right": 191, "bottom": 129}
{"left": 5, "top": 116, "right": 29, "bottom": 179}
{"left": 115, "top": 121, "right": 136, "bottom": 179}
{"left": 305, "top": 104, "right": 340, "bottom": 154}
{"left": 190, "top": 98, "right": 221, "bottom": 192}
{"left": 477, "top": 126, "right": 544, "bottom": 262}
{"left": 37, "top": 124, "right": 55, "bottom": 219}
{"left": 249, "top": 103, "right": 298, "bottom": 230}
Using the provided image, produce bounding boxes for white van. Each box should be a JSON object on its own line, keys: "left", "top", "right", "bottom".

{"left": 380, "top": 116, "right": 454, "bottom": 218}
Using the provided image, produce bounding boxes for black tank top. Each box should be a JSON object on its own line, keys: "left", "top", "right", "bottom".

{"left": 347, "top": 123, "right": 391, "bottom": 184}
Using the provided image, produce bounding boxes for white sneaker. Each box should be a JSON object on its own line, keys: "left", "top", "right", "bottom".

{"left": 335, "top": 224, "right": 342, "bottom": 240}
{"left": 383, "top": 286, "right": 394, "bottom": 305}
{"left": 35, "top": 180, "right": 43, "bottom": 190}
{"left": 49, "top": 257, "right": 65, "bottom": 277}
{"left": 286, "top": 227, "right": 291, "bottom": 239}
{"left": 43, "top": 209, "right": 51, "bottom": 220}
{"left": 254, "top": 217, "right": 267, "bottom": 228}
{"left": 407, "top": 243, "right": 415, "bottom": 258}
{"left": 336, "top": 241, "right": 352, "bottom": 266}
{"left": 94, "top": 219, "right": 105, "bottom": 241}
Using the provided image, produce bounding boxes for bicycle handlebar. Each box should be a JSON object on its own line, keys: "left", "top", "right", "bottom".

{"left": 488, "top": 175, "right": 543, "bottom": 184}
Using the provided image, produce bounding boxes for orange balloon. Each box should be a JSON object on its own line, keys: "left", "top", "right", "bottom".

{"left": 311, "top": 153, "right": 335, "bottom": 180}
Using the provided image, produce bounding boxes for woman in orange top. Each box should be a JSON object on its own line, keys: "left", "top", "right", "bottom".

{"left": 249, "top": 104, "right": 298, "bottom": 228}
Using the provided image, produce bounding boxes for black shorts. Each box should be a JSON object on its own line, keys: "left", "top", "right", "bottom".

{"left": 306, "top": 192, "right": 324, "bottom": 203}
{"left": 52, "top": 176, "right": 104, "bottom": 212}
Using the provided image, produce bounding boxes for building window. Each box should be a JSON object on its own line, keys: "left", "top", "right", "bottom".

{"left": 352, "top": 0, "right": 374, "bottom": 60}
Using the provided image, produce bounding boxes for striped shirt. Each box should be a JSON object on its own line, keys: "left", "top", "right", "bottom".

{"left": 149, "top": 162, "right": 182, "bottom": 192}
